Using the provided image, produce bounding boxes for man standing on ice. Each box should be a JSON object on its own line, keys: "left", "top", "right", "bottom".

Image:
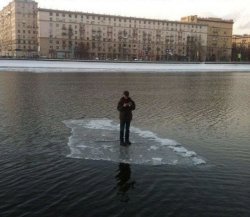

{"left": 117, "top": 91, "right": 136, "bottom": 146}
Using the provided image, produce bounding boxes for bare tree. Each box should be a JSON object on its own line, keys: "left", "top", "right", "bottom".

{"left": 74, "top": 42, "right": 89, "bottom": 59}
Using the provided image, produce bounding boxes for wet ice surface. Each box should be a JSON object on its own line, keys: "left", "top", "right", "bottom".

{"left": 1, "top": 60, "right": 250, "bottom": 73}
{"left": 63, "top": 118, "right": 206, "bottom": 166}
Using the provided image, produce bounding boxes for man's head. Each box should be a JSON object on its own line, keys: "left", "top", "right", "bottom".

{"left": 123, "top": 91, "right": 129, "bottom": 99}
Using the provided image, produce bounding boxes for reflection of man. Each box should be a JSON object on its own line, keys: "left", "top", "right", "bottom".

{"left": 115, "top": 163, "right": 135, "bottom": 202}
{"left": 117, "top": 91, "right": 136, "bottom": 146}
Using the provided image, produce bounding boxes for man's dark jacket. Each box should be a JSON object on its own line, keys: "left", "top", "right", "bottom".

{"left": 117, "top": 97, "right": 136, "bottom": 121}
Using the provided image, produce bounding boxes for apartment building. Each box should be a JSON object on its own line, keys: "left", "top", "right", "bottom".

{"left": 232, "top": 34, "right": 250, "bottom": 47}
{"left": 232, "top": 34, "right": 250, "bottom": 61}
{"left": 5, "top": 0, "right": 241, "bottom": 61}
{"left": 181, "top": 15, "right": 234, "bottom": 61}
{"left": 0, "top": 0, "right": 38, "bottom": 57}
{"left": 37, "top": 9, "right": 208, "bottom": 61}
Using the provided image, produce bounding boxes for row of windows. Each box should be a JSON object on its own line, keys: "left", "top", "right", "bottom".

{"left": 16, "top": 45, "right": 37, "bottom": 50}
{"left": 51, "top": 23, "right": 203, "bottom": 32}
{"left": 17, "top": 39, "right": 37, "bottom": 44}
{"left": 48, "top": 45, "right": 188, "bottom": 55}
{"left": 48, "top": 39, "right": 195, "bottom": 46}
{"left": 16, "top": 13, "right": 37, "bottom": 18}
{"left": 48, "top": 12, "right": 203, "bottom": 28}
{"left": 49, "top": 31, "right": 203, "bottom": 40}
{"left": 17, "top": 30, "right": 37, "bottom": 34}
{"left": 17, "top": 35, "right": 36, "bottom": 40}
{"left": 48, "top": 34, "right": 202, "bottom": 42}
{"left": 50, "top": 26, "right": 205, "bottom": 38}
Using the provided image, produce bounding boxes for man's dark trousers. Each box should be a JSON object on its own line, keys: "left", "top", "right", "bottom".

{"left": 120, "top": 120, "right": 131, "bottom": 143}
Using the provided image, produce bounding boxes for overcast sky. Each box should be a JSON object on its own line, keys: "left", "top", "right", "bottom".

{"left": 1, "top": 0, "right": 249, "bottom": 34}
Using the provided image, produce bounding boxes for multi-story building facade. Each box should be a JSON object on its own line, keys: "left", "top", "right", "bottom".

{"left": 0, "top": 0, "right": 38, "bottom": 57}
{"left": 181, "top": 15, "right": 234, "bottom": 61}
{"left": 38, "top": 9, "right": 208, "bottom": 61}
{"left": 232, "top": 34, "right": 250, "bottom": 48}
{"left": 232, "top": 34, "right": 250, "bottom": 61}
{"left": 1, "top": 0, "right": 237, "bottom": 62}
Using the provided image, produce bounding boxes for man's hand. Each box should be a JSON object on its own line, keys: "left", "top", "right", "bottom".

{"left": 123, "top": 102, "right": 132, "bottom": 107}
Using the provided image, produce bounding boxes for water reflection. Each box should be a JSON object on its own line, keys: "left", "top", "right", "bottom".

{"left": 119, "top": 145, "right": 131, "bottom": 162}
{"left": 115, "top": 163, "right": 136, "bottom": 203}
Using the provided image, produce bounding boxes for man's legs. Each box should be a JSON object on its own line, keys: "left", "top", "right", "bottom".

{"left": 120, "top": 120, "right": 125, "bottom": 145}
{"left": 125, "top": 120, "right": 131, "bottom": 144}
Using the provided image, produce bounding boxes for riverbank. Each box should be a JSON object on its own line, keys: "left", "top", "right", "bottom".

{"left": 0, "top": 57, "right": 250, "bottom": 65}
{"left": 1, "top": 59, "right": 250, "bottom": 73}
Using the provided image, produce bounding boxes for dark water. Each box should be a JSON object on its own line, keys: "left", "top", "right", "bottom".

{"left": 0, "top": 71, "right": 250, "bottom": 217}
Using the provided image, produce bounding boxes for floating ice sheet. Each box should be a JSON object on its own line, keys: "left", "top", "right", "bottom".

{"left": 63, "top": 118, "right": 206, "bottom": 166}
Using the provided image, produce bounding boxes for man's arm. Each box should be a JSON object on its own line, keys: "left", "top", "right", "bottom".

{"left": 117, "top": 99, "right": 124, "bottom": 112}
{"left": 130, "top": 99, "right": 136, "bottom": 111}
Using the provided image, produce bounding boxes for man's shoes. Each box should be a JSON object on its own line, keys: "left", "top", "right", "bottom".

{"left": 125, "top": 141, "right": 132, "bottom": 145}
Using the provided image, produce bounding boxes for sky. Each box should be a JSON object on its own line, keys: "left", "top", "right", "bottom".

{"left": 0, "top": 0, "right": 249, "bottom": 34}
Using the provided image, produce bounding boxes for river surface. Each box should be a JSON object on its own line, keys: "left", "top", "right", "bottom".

{"left": 0, "top": 68, "right": 250, "bottom": 216}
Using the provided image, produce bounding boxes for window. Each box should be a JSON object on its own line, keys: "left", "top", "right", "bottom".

{"left": 50, "top": 12, "right": 53, "bottom": 16}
